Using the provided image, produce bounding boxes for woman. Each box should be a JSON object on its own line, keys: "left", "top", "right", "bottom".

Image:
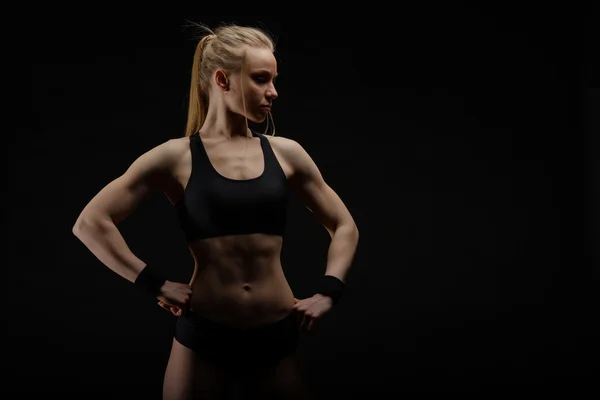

{"left": 72, "top": 22, "right": 359, "bottom": 399}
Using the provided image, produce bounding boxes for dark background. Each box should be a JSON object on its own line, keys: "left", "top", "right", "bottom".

{"left": 13, "top": 5, "right": 594, "bottom": 398}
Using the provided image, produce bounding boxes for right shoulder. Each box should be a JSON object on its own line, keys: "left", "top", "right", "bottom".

{"left": 154, "top": 136, "right": 191, "bottom": 157}
{"left": 134, "top": 136, "right": 190, "bottom": 171}
{"left": 121, "top": 136, "right": 191, "bottom": 186}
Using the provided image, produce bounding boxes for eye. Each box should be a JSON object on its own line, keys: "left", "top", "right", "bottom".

{"left": 253, "top": 76, "right": 268, "bottom": 84}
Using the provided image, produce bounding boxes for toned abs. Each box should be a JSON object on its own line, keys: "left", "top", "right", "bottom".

{"left": 162, "top": 134, "right": 296, "bottom": 329}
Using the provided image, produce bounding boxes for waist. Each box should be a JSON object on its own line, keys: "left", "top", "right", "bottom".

{"left": 187, "top": 263, "right": 295, "bottom": 327}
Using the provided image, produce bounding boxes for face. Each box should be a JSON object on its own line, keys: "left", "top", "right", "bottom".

{"left": 224, "top": 47, "right": 279, "bottom": 123}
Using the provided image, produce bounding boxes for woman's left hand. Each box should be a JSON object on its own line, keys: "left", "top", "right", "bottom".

{"left": 293, "top": 294, "right": 333, "bottom": 333}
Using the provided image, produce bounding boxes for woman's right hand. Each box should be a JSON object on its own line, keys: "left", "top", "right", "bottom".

{"left": 156, "top": 280, "right": 192, "bottom": 316}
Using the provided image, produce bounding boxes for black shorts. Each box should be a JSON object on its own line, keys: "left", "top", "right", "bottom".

{"left": 174, "top": 311, "right": 300, "bottom": 372}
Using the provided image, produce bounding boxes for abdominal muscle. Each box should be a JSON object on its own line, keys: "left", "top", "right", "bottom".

{"left": 184, "top": 233, "right": 296, "bottom": 329}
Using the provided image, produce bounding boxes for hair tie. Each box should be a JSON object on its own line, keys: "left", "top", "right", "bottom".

{"left": 199, "top": 33, "right": 216, "bottom": 51}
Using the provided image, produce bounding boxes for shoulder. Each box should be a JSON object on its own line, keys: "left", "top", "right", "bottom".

{"left": 264, "top": 135, "right": 309, "bottom": 162}
{"left": 264, "top": 134, "right": 318, "bottom": 179}
{"left": 156, "top": 136, "right": 190, "bottom": 160}
{"left": 132, "top": 136, "right": 190, "bottom": 174}
{"left": 161, "top": 136, "right": 191, "bottom": 159}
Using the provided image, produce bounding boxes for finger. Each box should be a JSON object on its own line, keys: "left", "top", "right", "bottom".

{"left": 296, "top": 311, "right": 304, "bottom": 328}
{"left": 299, "top": 314, "right": 310, "bottom": 332}
{"left": 303, "top": 316, "right": 312, "bottom": 332}
{"left": 307, "top": 318, "right": 316, "bottom": 332}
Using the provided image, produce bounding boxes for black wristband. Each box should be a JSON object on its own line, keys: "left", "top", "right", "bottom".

{"left": 134, "top": 266, "right": 167, "bottom": 298}
{"left": 316, "top": 275, "right": 345, "bottom": 305}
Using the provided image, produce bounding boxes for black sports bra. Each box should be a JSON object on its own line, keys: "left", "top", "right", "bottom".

{"left": 174, "top": 131, "right": 289, "bottom": 242}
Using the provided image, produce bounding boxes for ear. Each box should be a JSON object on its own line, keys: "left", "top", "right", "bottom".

{"left": 215, "top": 70, "right": 229, "bottom": 91}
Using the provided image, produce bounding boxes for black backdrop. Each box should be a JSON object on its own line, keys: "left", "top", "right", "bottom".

{"left": 14, "top": 5, "right": 594, "bottom": 398}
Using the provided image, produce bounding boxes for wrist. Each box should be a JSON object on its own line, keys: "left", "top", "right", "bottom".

{"left": 134, "top": 266, "right": 167, "bottom": 298}
{"left": 315, "top": 275, "right": 345, "bottom": 305}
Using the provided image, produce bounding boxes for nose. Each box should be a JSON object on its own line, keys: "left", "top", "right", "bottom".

{"left": 266, "top": 83, "right": 278, "bottom": 100}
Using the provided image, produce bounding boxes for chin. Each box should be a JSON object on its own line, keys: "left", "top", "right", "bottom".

{"left": 247, "top": 114, "right": 267, "bottom": 124}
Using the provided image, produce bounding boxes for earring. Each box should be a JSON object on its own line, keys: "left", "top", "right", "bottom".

{"left": 268, "top": 111, "right": 276, "bottom": 136}
{"left": 263, "top": 111, "right": 270, "bottom": 135}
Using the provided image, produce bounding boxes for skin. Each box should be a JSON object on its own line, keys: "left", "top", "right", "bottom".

{"left": 73, "top": 45, "right": 359, "bottom": 399}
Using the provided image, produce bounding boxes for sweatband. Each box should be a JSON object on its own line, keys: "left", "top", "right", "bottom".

{"left": 134, "top": 266, "right": 167, "bottom": 298}
{"left": 316, "top": 275, "right": 345, "bottom": 305}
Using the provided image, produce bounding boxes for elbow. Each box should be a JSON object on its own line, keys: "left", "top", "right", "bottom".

{"left": 336, "top": 220, "right": 359, "bottom": 238}
{"left": 72, "top": 212, "right": 108, "bottom": 238}
{"left": 352, "top": 223, "right": 359, "bottom": 241}
{"left": 72, "top": 216, "right": 90, "bottom": 238}
{"left": 346, "top": 220, "right": 359, "bottom": 243}
{"left": 72, "top": 215, "right": 83, "bottom": 237}
{"left": 343, "top": 217, "right": 359, "bottom": 235}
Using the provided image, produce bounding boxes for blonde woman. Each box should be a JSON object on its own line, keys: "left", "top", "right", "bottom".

{"left": 73, "top": 22, "right": 359, "bottom": 399}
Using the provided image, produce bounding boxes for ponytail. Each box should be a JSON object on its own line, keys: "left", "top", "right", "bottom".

{"left": 185, "top": 35, "right": 212, "bottom": 137}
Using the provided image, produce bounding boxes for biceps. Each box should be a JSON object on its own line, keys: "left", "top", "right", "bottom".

{"left": 77, "top": 144, "right": 175, "bottom": 224}
{"left": 295, "top": 179, "right": 348, "bottom": 234}
{"left": 80, "top": 173, "right": 153, "bottom": 225}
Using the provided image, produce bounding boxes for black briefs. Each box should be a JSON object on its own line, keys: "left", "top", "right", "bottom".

{"left": 174, "top": 311, "right": 299, "bottom": 372}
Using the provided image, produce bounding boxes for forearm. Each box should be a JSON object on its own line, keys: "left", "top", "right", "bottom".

{"left": 72, "top": 216, "right": 147, "bottom": 283}
{"left": 324, "top": 222, "right": 359, "bottom": 283}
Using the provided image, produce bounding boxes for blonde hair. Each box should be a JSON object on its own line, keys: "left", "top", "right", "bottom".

{"left": 184, "top": 22, "right": 277, "bottom": 137}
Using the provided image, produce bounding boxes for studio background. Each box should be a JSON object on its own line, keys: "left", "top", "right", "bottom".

{"left": 14, "top": 7, "right": 593, "bottom": 398}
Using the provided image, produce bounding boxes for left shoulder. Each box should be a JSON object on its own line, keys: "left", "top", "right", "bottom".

{"left": 264, "top": 134, "right": 319, "bottom": 181}
{"left": 263, "top": 134, "right": 305, "bottom": 157}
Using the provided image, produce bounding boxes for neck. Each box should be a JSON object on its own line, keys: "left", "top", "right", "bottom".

{"left": 201, "top": 103, "right": 250, "bottom": 140}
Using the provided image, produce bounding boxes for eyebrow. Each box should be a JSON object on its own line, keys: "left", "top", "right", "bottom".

{"left": 253, "top": 69, "right": 278, "bottom": 78}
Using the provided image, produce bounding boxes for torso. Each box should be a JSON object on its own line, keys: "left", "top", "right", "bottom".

{"left": 161, "top": 133, "right": 296, "bottom": 328}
